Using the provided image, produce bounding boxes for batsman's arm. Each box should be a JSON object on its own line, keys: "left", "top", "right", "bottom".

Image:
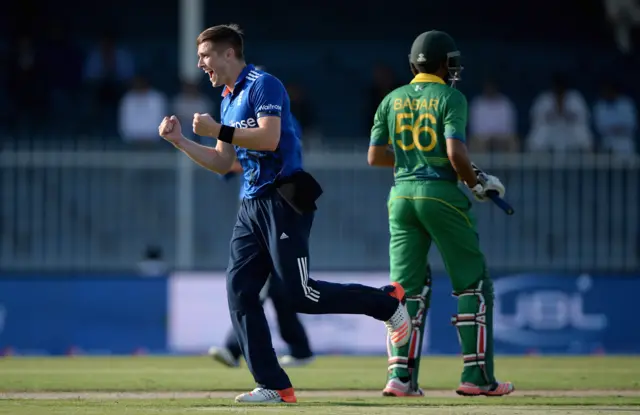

{"left": 446, "top": 139, "right": 477, "bottom": 187}
{"left": 368, "top": 96, "right": 395, "bottom": 167}
{"left": 367, "top": 143, "right": 395, "bottom": 167}
{"left": 174, "top": 136, "right": 236, "bottom": 175}
{"left": 444, "top": 90, "right": 477, "bottom": 187}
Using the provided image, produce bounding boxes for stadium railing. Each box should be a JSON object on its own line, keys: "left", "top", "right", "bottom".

{"left": 0, "top": 150, "right": 637, "bottom": 273}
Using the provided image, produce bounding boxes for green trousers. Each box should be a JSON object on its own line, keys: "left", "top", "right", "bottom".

{"left": 387, "top": 180, "right": 496, "bottom": 388}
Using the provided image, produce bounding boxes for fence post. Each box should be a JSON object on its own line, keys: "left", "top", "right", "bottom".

{"left": 175, "top": 153, "right": 194, "bottom": 269}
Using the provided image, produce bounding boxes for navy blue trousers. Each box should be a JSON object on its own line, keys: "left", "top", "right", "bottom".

{"left": 224, "top": 274, "right": 313, "bottom": 361}
{"left": 227, "top": 192, "right": 399, "bottom": 390}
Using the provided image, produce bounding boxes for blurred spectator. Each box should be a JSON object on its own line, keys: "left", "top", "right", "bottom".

{"left": 526, "top": 73, "right": 593, "bottom": 153}
{"left": 137, "top": 245, "right": 168, "bottom": 277}
{"left": 593, "top": 81, "right": 638, "bottom": 154}
{"left": 469, "top": 79, "right": 519, "bottom": 153}
{"left": 43, "top": 21, "right": 83, "bottom": 129}
{"left": 604, "top": 0, "right": 640, "bottom": 54}
{"left": 367, "top": 64, "right": 402, "bottom": 131}
{"left": 83, "top": 33, "right": 135, "bottom": 131}
{"left": 118, "top": 76, "right": 167, "bottom": 144}
{"left": 6, "top": 34, "right": 45, "bottom": 131}
{"left": 172, "top": 80, "right": 215, "bottom": 142}
{"left": 286, "top": 82, "right": 316, "bottom": 133}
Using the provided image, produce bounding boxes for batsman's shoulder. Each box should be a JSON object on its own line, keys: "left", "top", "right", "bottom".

{"left": 444, "top": 87, "right": 468, "bottom": 108}
{"left": 445, "top": 86, "right": 467, "bottom": 101}
{"left": 390, "top": 84, "right": 414, "bottom": 97}
{"left": 374, "top": 91, "right": 394, "bottom": 113}
{"left": 379, "top": 89, "right": 396, "bottom": 103}
{"left": 379, "top": 85, "right": 411, "bottom": 108}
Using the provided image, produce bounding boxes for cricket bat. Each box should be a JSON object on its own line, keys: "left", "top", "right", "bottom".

{"left": 471, "top": 162, "right": 515, "bottom": 216}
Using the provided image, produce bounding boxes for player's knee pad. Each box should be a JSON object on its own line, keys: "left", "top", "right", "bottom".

{"left": 451, "top": 278, "right": 493, "bottom": 383}
{"left": 387, "top": 275, "right": 432, "bottom": 378}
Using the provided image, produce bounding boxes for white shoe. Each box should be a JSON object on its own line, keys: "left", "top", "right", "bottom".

{"left": 382, "top": 378, "right": 425, "bottom": 397}
{"left": 384, "top": 282, "right": 412, "bottom": 348}
{"left": 207, "top": 347, "right": 239, "bottom": 368}
{"left": 278, "top": 355, "right": 315, "bottom": 367}
{"left": 235, "top": 387, "right": 297, "bottom": 403}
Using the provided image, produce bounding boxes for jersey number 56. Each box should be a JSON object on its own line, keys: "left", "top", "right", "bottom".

{"left": 395, "top": 112, "right": 437, "bottom": 152}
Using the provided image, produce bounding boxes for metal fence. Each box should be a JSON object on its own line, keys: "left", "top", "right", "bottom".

{"left": 0, "top": 150, "right": 638, "bottom": 273}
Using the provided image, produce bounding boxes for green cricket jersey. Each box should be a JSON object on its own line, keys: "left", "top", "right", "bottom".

{"left": 370, "top": 73, "right": 468, "bottom": 182}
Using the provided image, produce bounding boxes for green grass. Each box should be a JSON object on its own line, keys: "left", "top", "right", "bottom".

{"left": 0, "top": 355, "right": 639, "bottom": 391}
{"left": 1, "top": 398, "right": 640, "bottom": 415}
{"left": 0, "top": 356, "right": 639, "bottom": 414}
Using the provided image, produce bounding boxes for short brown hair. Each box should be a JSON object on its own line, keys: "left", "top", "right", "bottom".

{"left": 197, "top": 24, "right": 244, "bottom": 59}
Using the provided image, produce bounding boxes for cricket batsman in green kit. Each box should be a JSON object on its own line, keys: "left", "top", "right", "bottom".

{"left": 367, "top": 30, "right": 515, "bottom": 398}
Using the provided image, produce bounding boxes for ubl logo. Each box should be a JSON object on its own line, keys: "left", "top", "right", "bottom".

{"left": 496, "top": 290, "right": 607, "bottom": 331}
{"left": 493, "top": 274, "right": 608, "bottom": 347}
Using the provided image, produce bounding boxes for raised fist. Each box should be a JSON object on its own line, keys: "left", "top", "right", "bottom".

{"left": 159, "top": 115, "right": 183, "bottom": 145}
{"left": 192, "top": 113, "right": 218, "bottom": 137}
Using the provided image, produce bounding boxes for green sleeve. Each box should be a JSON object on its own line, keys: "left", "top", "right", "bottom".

{"left": 369, "top": 96, "right": 390, "bottom": 146}
{"left": 444, "top": 90, "right": 468, "bottom": 142}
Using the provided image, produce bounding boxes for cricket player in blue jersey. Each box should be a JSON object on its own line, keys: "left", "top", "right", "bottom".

{"left": 209, "top": 104, "right": 315, "bottom": 369}
{"left": 158, "top": 24, "right": 412, "bottom": 404}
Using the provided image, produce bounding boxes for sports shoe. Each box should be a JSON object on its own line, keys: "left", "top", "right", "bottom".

{"left": 207, "top": 347, "right": 239, "bottom": 368}
{"left": 235, "top": 387, "right": 297, "bottom": 403}
{"left": 456, "top": 381, "right": 515, "bottom": 396}
{"left": 382, "top": 378, "right": 425, "bottom": 397}
{"left": 384, "top": 282, "right": 412, "bottom": 348}
{"left": 279, "top": 355, "right": 315, "bottom": 367}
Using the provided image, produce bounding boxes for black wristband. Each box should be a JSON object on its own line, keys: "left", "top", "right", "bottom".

{"left": 218, "top": 125, "right": 235, "bottom": 144}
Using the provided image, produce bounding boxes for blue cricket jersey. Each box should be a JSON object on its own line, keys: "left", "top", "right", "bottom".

{"left": 220, "top": 64, "right": 303, "bottom": 199}
{"left": 221, "top": 115, "right": 303, "bottom": 200}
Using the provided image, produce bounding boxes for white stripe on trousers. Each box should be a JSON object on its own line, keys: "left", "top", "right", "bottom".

{"left": 297, "top": 257, "right": 320, "bottom": 302}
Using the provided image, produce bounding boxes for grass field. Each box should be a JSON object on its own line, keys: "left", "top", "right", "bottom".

{"left": 1, "top": 355, "right": 639, "bottom": 414}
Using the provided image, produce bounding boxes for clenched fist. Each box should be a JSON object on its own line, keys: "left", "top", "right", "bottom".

{"left": 158, "top": 115, "right": 184, "bottom": 145}
{"left": 192, "top": 113, "right": 219, "bottom": 137}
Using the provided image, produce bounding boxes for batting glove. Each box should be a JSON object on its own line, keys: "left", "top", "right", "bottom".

{"left": 470, "top": 172, "right": 506, "bottom": 202}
